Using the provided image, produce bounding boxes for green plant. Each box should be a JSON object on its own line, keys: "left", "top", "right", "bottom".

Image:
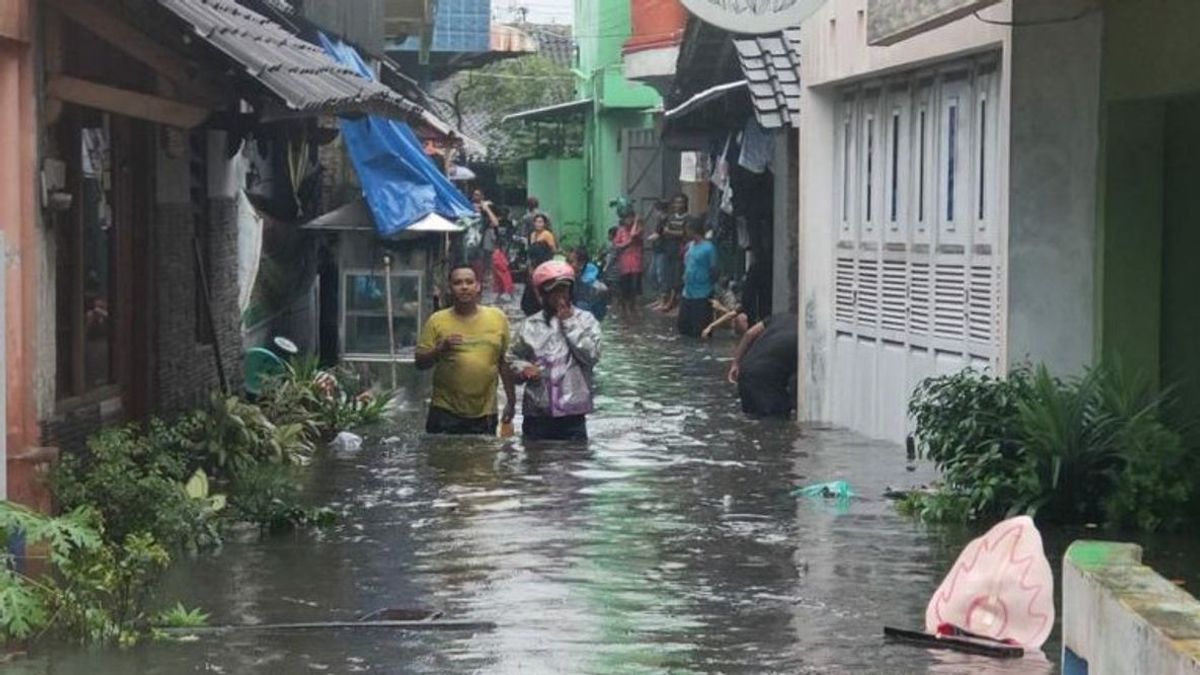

{"left": 154, "top": 602, "right": 209, "bottom": 629}
{"left": 189, "top": 393, "right": 312, "bottom": 476}
{"left": 52, "top": 428, "right": 220, "bottom": 551}
{"left": 0, "top": 503, "right": 171, "bottom": 646}
{"left": 895, "top": 491, "right": 972, "bottom": 525}
{"left": 1011, "top": 366, "right": 1124, "bottom": 521}
{"left": 259, "top": 356, "right": 393, "bottom": 439}
{"left": 908, "top": 366, "right": 1033, "bottom": 520}
{"left": 906, "top": 361, "right": 1198, "bottom": 531}
{"left": 227, "top": 464, "right": 336, "bottom": 534}
{"left": 1096, "top": 365, "right": 1196, "bottom": 531}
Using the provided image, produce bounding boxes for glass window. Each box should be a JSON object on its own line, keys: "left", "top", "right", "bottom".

{"left": 865, "top": 117, "right": 874, "bottom": 223}
{"left": 978, "top": 97, "right": 987, "bottom": 220}
{"left": 919, "top": 109, "right": 927, "bottom": 223}
{"left": 842, "top": 118, "right": 852, "bottom": 222}
{"left": 343, "top": 272, "right": 423, "bottom": 356}
{"left": 890, "top": 112, "right": 900, "bottom": 223}
{"left": 946, "top": 101, "right": 958, "bottom": 222}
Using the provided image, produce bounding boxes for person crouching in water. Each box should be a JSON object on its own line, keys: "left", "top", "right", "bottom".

{"left": 510, "top": 261, "right": 602, "bottom": 441}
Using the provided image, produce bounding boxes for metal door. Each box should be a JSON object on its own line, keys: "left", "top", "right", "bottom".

{"left": 622, "top": 127, "right": 678, "bottom": 216}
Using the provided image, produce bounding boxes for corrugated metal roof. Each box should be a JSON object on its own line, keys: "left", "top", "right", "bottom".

{"left": 733, "top": 27, "right": 801, "bottom": 129}
{"left": 159, "top": 0, "right": 424, "bottom": 119}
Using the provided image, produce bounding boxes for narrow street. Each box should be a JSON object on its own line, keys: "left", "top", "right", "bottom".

{"left": 15, "top": 316, "right": 1069, "bottom": 675}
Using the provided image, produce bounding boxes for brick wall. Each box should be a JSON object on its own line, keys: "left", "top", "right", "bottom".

{"left": 155, "top": 196, "right": 244, "bottom": 413}
{"left": 43, "top": 195, "right": 245, "bottom": 454}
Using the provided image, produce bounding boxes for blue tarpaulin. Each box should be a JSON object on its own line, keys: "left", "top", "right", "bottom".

{"left": 319, "top": 34, "right": 474, "bottom": 238}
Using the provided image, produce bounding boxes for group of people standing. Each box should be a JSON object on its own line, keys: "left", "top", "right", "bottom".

{"left": 417, "top": 260, "right": 601, "bottom": 442}
{"left": 415, "top": 189, "right": 798, "bottom": 444}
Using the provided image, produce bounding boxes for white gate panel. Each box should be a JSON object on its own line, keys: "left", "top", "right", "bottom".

{"left": 854, "top": 337, "right": 879, "bottom": 434}
{"left": 830, "top": 55, "right": 1002, "bottom": 442}
{"left": 877, "top": 341, "right": 908, "bottom": 441}
{"left": 832, "top": 332, "right": 859, "bottom": 424}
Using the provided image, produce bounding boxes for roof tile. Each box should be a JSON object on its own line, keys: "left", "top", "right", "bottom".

{"left": 159, "top": 0, "right": 422, "bottom": 119}
{"left": 733, "top": 29, "right": 801, "bottom": 129}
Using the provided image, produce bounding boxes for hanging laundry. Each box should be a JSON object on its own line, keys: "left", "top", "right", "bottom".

{"left": 738, "top": 117, "right": 775, "bottom": 174}
{"left": 680, "top": 151, "right": 701, "bottom": 182}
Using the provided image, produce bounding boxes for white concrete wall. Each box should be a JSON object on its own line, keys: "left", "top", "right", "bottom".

{"left": 1063, "top": 541, "right": 1200, "bottom": 674}
{"left": 795, "top": 0, "right": 1011, "bottom": 426}
{"left": 1006, "top": 0, "right": 1101, "bottom": 373}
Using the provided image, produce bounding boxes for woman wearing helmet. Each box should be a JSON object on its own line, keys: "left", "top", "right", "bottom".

{"left": 509, "top": 260, "right": 602, "bottom": 441}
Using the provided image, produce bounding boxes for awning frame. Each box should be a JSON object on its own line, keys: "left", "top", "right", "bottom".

{"left": 503, "top": 99, "right": 594, "bottom": 124}
{"left": 664, "top": 80, "right": 748, "bottom": 120}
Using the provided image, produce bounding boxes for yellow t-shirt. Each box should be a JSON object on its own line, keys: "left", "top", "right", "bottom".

{"left": 417, "top": 306, "right": 510, "bottom": 418}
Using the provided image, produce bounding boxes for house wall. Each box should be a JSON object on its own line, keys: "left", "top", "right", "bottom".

{"left": 1099, "top": 101, "right": 1163, "bottom": 382}
{"left": 576, "top": 0, "right": 660, "bottom": 246}
{"left": 154, "top": 131, "right": 245, "bottom": 413}
{"left": 43, "top": 129, "right": 244, "bottom": 454}
{"left": 1, "top": 0, "right": 53, "bottom": 508}
{"left": 796, "top": 0, "right": 1009, "bottom": 427}
{"left": 1099, "top": 0, "right": 1200, "bottom": 419}
{"left": 1006, "top": 0, "right": 1102, "bottom": 375}
{"left": 527, "top": 157, "right": 587, "bottom": 245}
{"left": 773, "top": 129, "right": 798, "bottom": 315}
{"left": 1160, "top": 101, "right": 1200, "bottom": 421}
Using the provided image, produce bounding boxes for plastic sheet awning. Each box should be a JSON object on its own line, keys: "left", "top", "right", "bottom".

{"left": 319, "top": 34, "right": 475, "bottom": 238}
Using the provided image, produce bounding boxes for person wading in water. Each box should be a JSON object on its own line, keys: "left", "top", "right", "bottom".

{"left": 415, "top": 265, "right": 516, "bottom": 435}
{"left": 510, "top": 261, "right": 602, "bottom": 442}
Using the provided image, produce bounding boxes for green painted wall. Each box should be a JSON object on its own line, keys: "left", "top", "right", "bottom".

{"left": 1100, "top": 2, "right": 1200, "bottom": 416}
{"left": 1162, "top": 99, "right": 1200, "bottom": 418}
{"left": 1103, "top": 0, "right": 1200, "bottom": 103}
{"left": 1099, "top": 101, "right": 1164, "bottom": 383}
{"left": 527, "top": 157, "right": 587, "bottom": 248}
{"left": 546, "top": 0, "right": 659, "bottom": 247}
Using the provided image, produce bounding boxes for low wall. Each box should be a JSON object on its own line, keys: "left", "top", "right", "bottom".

{"left": 1063, "top": 540, "right": 1200, "bottom": 674}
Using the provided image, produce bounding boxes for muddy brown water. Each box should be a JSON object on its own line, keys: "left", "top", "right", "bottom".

{"left": 12, "top": 316, "right": 1198, "bottom": 674}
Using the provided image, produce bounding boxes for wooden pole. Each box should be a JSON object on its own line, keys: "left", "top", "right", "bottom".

{"left": 383, "top": 254, "right": 398, "bottom": 390}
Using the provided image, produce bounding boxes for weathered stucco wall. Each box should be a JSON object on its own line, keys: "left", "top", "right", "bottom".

{"left": 802, "top": 0, "right": 1008, "bottom": 89}
{"left": 1062, "top": 541, "right": 1200, "bottom": 674}
{"left": 1005, "top": 0, "right": 1102, "bottom": 374}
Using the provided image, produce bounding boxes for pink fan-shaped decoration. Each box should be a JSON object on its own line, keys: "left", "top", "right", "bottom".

{"left": 926, "top": 515, "right": 1055, "bottom": 649}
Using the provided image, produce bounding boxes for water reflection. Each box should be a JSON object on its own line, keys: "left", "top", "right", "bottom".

{"left": 16, "top": 317, "right": 1200, "bottom": 674}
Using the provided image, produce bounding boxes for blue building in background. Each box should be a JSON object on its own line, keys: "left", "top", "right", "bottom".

{"left": 389, "top": 0, "right": 491, "bottom": 54}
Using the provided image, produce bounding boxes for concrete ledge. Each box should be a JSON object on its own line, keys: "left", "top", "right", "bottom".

{"left": 1063, "top": 540, "right": 1200, "bottom": 674}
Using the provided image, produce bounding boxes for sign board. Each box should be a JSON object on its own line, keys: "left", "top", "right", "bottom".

{"left": 679, "top": 0, "right": 826, "bottom": 35}
{"left": 868, "top": 0, "right": 1001, "bottom": 46}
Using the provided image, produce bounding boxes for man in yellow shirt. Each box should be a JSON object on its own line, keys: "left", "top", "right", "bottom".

{"left": 416, "top": 265, "right": 516, "bottom": 434}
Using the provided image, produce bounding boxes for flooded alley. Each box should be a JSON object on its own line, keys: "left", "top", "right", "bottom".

{"left": 14, "top": 317, "right": 1097, "bottom": 674}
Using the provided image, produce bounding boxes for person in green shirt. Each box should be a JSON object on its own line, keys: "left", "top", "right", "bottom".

{"left": 416, "top": 265, "right": 516, "bottom": 435}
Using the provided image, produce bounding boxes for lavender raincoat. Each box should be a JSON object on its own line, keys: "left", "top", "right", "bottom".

{"left": 510, "top": 309, "right": 602, "bottom": 418}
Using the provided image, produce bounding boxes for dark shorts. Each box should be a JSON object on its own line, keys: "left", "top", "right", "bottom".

{"left": 661, "top": 246, "right": 683, "bottom": 291}
{"left": 618, "top": 273, "right": 642, "bottom": 300}
{"left": 426, "top": 406, "right": 497, "bottom": 436}
{"left": 523, "top": 415, "right": 589, "bottom": 442}
{"left": 677, "top": 297, "right": 713, "bottom": 337}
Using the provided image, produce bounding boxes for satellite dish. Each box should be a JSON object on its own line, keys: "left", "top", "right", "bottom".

{"left": 679, "top": 0, "right": 825, "bottom": 34}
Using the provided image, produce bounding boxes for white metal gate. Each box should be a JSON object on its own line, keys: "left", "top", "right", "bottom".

{"left": 832, "top": 55, "right": 1002, "bottom": 441}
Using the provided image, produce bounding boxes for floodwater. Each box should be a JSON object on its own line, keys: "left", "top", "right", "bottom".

{"left": 12, "top": 315, "right": 1198, "bottom": 674}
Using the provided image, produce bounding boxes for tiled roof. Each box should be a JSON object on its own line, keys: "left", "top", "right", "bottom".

{"left": 733, "top": 27, "right": 801, "bottom": 129}
{"left": 159, "top": 0, "right": 425, "bottom": 119}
